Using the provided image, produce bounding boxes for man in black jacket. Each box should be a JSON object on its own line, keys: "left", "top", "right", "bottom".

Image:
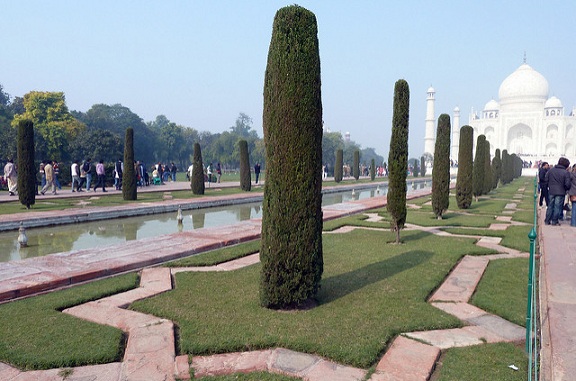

{"left": 544, "top": 157, "right": 571, "bottom": 225}
{"left": 538, "top": 162, "right": 550, "bottom": 207}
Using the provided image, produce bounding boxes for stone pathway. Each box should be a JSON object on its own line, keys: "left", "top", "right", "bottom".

{"left": 0, "top": 187, "right": 531, "bottom": 381}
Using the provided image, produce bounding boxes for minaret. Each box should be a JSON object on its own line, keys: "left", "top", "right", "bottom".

{"left": 451, "top": 106, "right": 460, "bottom": 160}
{"left": 423, "top": 86, "right": 436, "bottom": 156}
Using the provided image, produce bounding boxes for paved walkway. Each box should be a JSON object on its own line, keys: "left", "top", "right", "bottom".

{"left": 0, "top": 182, "right": 573, "bottom": 380}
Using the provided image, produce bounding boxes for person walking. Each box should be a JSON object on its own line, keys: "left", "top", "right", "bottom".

{"left": 3, "top": 158, "right": 17, "bottom": 196}
{"left": 71, "top": 161, "right": 80, "bottom": 192}
{"left": 114, "top": 159, "right": 123, "bottom": 190}
{"left": 40, "top": 160, "right": 57, "bottom": 195}
{"left": 216, "top": 163, "right": 222, "bottom": 183}
{"left": 53, "top": 160, "right": 62, "bottom": 190}
{"left": 254, "top": 163, "right": 261, "bottom": 184}
{"left": 544, "top": 157, "right": 571, "bottom": 226}
{"left": 83, "top": 158, "right": 93, "bottom": 191}
{"left": 93, "top": 159, "right": 107, "bottom": 192}
{"left": 569, "top": 164, "right": 576, "bottom": 227}
{"left": 538, "top": 161, "right": 550, "bottom": 207}
{"left": 170, "top": 162, "right": 177, "bottom": 182}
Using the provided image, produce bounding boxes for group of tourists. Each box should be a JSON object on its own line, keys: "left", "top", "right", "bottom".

{"left": 538, "top": 156, "right": 576, "bottom": 227}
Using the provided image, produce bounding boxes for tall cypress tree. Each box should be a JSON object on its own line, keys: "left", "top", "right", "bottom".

{"left": 260, "top": 5, "right": 323, "bottom": 309}
{"left": 483, "top": 140, "right": 493, "bottom": 194}
{"left": 492, "top": 148, "right": 502, "bottom": 189}
{"left": 334, "top": 149, "right": 343, "bottom": 183}
{"left": 420, "top": 156, "right": 426, "bottom": 177}
{"left": 122, "top": 128, "right": 137, "bottom": 201}
{"left": 501, "top": 149, "right": 510, "bottom": 185}
{"left": 17, "top": 119, "right": 36, "bottom": 209}
{"left": 191, "top": 142, "right": 205, "bottom": 195}
{"left": 412, "top": 159, "right": 419, "bottom": 177}
{"left": 432, "top": 114, "right": 451, "bottom": 219}
{"left": 353, "top": 150, "right": 360, "bottom": 180}
{"left": 370, "top": 158, "right": 376, "bottom": 180}
{"left": 472, "top": 134, "right": 486, "bottom": 200}
{"left": 387, "top": 79, "right": 409, "bottom": 244}
{"left": 456, "top": 125, "right": 474, "bottom": 209}
{"left": 238, "top": 139, "right": 251, "bottom": 191}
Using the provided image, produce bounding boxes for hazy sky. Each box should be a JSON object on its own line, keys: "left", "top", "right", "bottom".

{"left": 2, "top": 1, "right": 575, "bottom": 158}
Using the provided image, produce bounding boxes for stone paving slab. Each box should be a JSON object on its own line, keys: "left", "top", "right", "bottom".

{"left": 429, "top": 255, "right": 489, "bottom": 302}
{"left": 467, "top": 314, "right": 525, "bottom": 342}
{"left": 430, "top": 302, "right": 487, "bottom": 321}
{"left": 373, "top": 336, "right": 439, "bottom": 381}
{"left": 192, "top": 350, "right": 273, "bottom": 377}
{"left": 405, "top": 328, "right": 486, "bottom": 349}
{"left": 0, "top": 362, "right": 122, "bottom": 381}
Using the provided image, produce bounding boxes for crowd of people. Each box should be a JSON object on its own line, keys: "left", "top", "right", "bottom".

{"left": 538, "top": 157, "right": 576, "bottom": 227}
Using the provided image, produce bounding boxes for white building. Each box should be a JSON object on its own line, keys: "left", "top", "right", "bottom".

{"left": 425, "top": 62, "right": 576, "bottom": 163}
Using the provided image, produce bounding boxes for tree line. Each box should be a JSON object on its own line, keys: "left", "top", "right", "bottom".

{"left": 0, "top": 85, "right": 383, "bottom": 174}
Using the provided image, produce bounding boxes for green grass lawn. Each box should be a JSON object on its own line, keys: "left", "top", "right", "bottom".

{"left": 435, "top": 342, "right": 528, "bottom": 381}
{"left": 0, "top": 273, "right": 139, "bottom": 370}
{"left": 131, "top": 229, "right": 491, "bottom": 368}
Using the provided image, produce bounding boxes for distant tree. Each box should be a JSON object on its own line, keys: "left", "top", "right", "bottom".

{"left": 432, "top": 114, "right": 451, "bottom": 219}
{"left": 260, "top": 5, "right": 323, "bottom": 309}
{"left": 238, "top": 139, "right": 251, "bottom": 191}
{"left": 361, "top": 147, "right": 384, "bottom": 170}
{"left": 420, "top": 156, "right": 426, "bottom": 177}
{"left": 17, "top": 119, "right": 36, "bottom": 209}
{"left": 322, "top": 131, "right": 344, "bottom": 176}
{"left": 472, "top": 134, "right": 486, "bottom": 200}
{"left": 387, "top": 79, "right": 410, "bottom": 244}
{"left": 512, "top": 153, "right": 522, "bottom": 179}
{"left": 411, "top": 158, "right": 419, "bottom": 177}
{"left": 191, "top": 142, "right": 205, "bottom": 195}
{"left": 456, "top": 125, "right": 474, "bottom": 209}
{"left": 353, "top": 150, "right": 360, "bottom": 180}
{"left": 122, "top": 128, "right": 137, "bottom": 201}
{"left": 501, "top": 149, "right": 511, "bottom": 185}
{"left": 492, "top": 148, "right": 502, "bottom": 189}
{"left": 483, "top": 139, "right": 493, "bottom": 194}
{"left": 334, "top": 149, "right": 343, "bottom": 183}
{"left": 370, "top": 158, "right": 376, "bottom": 180}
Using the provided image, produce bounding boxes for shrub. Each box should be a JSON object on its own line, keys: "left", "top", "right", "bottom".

{"left": 492, "top": 148, "right": 501, "bottom": 189}
{"left": 122, "top": 128, "right": 137, "bottom": 201}
{"left": 17, "top": 119, "right": 36, "bottom": 209}
{"left": 370, "top": 158, "right": 376, "bottom": 180}
{"left": 483, "top": 139, "right": 493, "bottom": 194}
{"left": 456, "top": 125, "right": 474, "bottom": 209}
{"left": 260, "top": 5, "right": 324, "bottom": 309}
{"left": 387, "top": 79, "right": 410, "bottom": 243}
{"left": 191, "top": 142, "right": 205, "bottom": 195}
{"left": 432, "top": 114, "right": 451, "bottom": 218}
{"left": 353, "top": 150, "right": 360, "bottom": 180}
{"left": 420, "top": 156, "right": 426, "bottom": 177}
{"left": 239, "top": 139, "right": 251, "bottom": 191}
{"left": 334, "top": 149, "right": 343, "bottom": 183}
{"left": 472, "top": 134, "right": 486, "bottom": 199}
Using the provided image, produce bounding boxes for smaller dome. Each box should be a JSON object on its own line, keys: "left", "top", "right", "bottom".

{"left": 427, "top": 86, "right": 435, "bottom": 93}
{"left": 484, "top": 99, "right": 500, "bottom": 111}
{"left": 545, "top": 96, "right": 563, "bottom": 108}
{"left": 454, "top": 106, "right": 460, "bottom": 112}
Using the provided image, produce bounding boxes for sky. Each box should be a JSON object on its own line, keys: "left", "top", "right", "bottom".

{"left": 1, "top": 1, "right": 575, "bottom": 159}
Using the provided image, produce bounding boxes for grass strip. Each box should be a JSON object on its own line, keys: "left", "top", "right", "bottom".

{"left": 0, "top": 273, "right": 139, "bottom": 370}
{"left": 436, "top": 342, "right": 527, "bottom": 381}
{"left": 131, "top": 229, "right": 493, "bottom": 368}
{"left": 165, "top": 240, "right": 262, "bottom": 267}
{"left": 442, "top": 225, "right": 531, "bottom": 252}
{"left": 471, "top": 257, "right": 528, "bottom": 327}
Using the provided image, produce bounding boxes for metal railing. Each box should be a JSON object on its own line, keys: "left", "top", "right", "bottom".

{"left": 526, "top": 175, "right": 539, "bottom": 380}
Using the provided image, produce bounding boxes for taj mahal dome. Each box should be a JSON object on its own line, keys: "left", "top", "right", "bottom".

{"left": 424, "top": 62, "right": 576, "bottom": 163}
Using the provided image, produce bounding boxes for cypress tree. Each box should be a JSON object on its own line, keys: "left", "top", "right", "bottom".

{"left": 501, "top": 149, "right": 510, "bottom": 185}
{"left": 472, "top": 134, "right": 486, "bottom": 200}
{"left": 370, "top": 158, "right": 376, "bottom": 181}
{"left": 420, "top": 156, "right": 426, "bottom": 177}
{"left": 387, "top": 79, "right": 410, "bottom": 244}
{"left": 432, "top": 114, "right": 451, "bottom": 219}
{"left": 492, "top": 148, "right": 501, "bottom": 189}
{"left": 260, "top": 5, "right": 323, "bottom": 309}
{"left": 191, "top": 142, "right": 205, "bottom": 195}
{"left": 17, "top": 119, "right": 36, "bottom": 209}
{"left": 483, "top": 140, "right": 493, "bottom": 194}
{"left": 239, "top": 139, "right": 251, "bottom": 191}
{"left": 456, "top": 125, "right": 474, "bottom": 209}
{"left": 353, "top": 150, "right": 360, "bottom": 180}
{"left": 334, "top": 149, "right": 343, "bottom": 183}
{"left": 122, "top": 128, "right": 137, "bottom": 201}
